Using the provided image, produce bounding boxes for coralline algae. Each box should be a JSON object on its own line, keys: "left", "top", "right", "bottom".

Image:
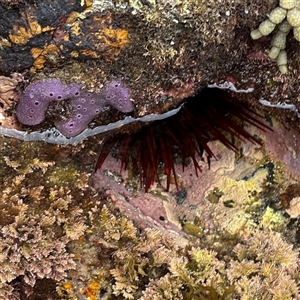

{"left": 16, "top": 79, "right": 133, "bottom": 137}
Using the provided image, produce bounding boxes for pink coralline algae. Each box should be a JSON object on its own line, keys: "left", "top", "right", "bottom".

{"left": 15, "top": 79, "right": 133, "bottom": 137}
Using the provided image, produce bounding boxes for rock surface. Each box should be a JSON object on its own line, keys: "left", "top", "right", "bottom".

{"left": 1, "top": 0, "right": 300, "bottom": 130}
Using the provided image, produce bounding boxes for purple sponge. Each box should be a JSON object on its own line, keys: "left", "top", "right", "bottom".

{"left": 54, "top": 91, "right": 106, "bottom": 137}
{"left": 16, "top": 79, "right": 133, "bottom": 137}
{"left": 101, "top": 80, "right": 133, "bottom": 113}
{"left": 54, "top": 80, "right": 133, "bottom": 137}
{"left": 16, "top": 79, "right": 81, "bottom": 125}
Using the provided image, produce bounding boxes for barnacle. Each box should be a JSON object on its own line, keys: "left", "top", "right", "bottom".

{"left": 251, "top": 0, "right": 300, "bottom": 73}
{"left": 96, "top": 88, "right": 270, "bottom": 192}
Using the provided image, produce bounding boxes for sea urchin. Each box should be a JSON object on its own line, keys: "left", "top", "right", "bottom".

{"left": 95, "top": 88, "right": 270, "bottom": 192}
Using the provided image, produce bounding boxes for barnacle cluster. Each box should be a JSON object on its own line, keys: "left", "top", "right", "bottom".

{"left": 251, "top": 0, "right": 300, "bottom": 73}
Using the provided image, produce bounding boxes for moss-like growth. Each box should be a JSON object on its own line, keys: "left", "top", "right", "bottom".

{"left": 61, "top": 204, "right": 300, "bottom": 299}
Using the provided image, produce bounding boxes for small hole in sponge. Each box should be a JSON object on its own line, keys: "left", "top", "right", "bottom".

{"left": 34, "top": 101, "right": 40, "bottom": 106}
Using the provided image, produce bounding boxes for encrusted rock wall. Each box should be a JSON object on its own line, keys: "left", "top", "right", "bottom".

{"left": 1, "top": 0, "right": 300, "bottom": 127}
{"left": 2, "top": 1, "right": 300, "bottom": 299}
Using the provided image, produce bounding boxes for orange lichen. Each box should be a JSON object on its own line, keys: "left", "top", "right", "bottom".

{"left": 81, "top": 12, "right": 130, "bottom": 61}
{"left": 9, "top": 12, "right": 53, "bottom": 45}
{"left": 32, "top": 56, "right": 47, "bottom": 70}
{"left": 89, "top": 281, "right": 100, "bottom": 291}
{"left": 80, "top": 49, "right": 98, "bottom": 58}
{"left": 3, "top": 0, "right": 127, "bottom": 71}
{"left": 31, "top": 47, "right": 44, "bottom": 59}
{"left": 71, "top": 50, "right": 79, "bottom": 58}
{"left": 66, "top": 11, "right": 81, "bottom": 24}
{"left": 30, "top": 44, "right": 59, "bottom": 70}
{"left": 102, "top": 28, "right": 130, "bottom": 48}
{"left": 80, "top": 281, "right": 100, "bottom": 300}
{"left": 9, "top": 25, "right": 37, "bottom": 45}
{"left": 71, "top": 22, "right": 81, "bottom": 36}
{"left": 63, "top": 283, "right": 73, "bottom": 290}
{"left": 85, "top": 0, "right": 93, "bottom": 9}
{"left": 42, "top": 25, "right": 54, "bottom": 32}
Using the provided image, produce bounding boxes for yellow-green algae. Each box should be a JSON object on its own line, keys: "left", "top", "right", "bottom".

{"left": 60, "top": 203, "right": 300, "bottom": 299}
{"left": 1, "top": 129, "right": 300, "bottom": 299}
{"left": 261, "top": 206, "right": 286, "bottom": 231}
{"left": 0, "top": 135, "right": 98, "bottom": 298}
{"left": 2, "top": 109, "right": 300, "bottom": 300}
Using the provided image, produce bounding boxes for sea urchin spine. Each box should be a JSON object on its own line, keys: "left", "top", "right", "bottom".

{"left": 95, "top": 88, "right": 270, "bottom": 192}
